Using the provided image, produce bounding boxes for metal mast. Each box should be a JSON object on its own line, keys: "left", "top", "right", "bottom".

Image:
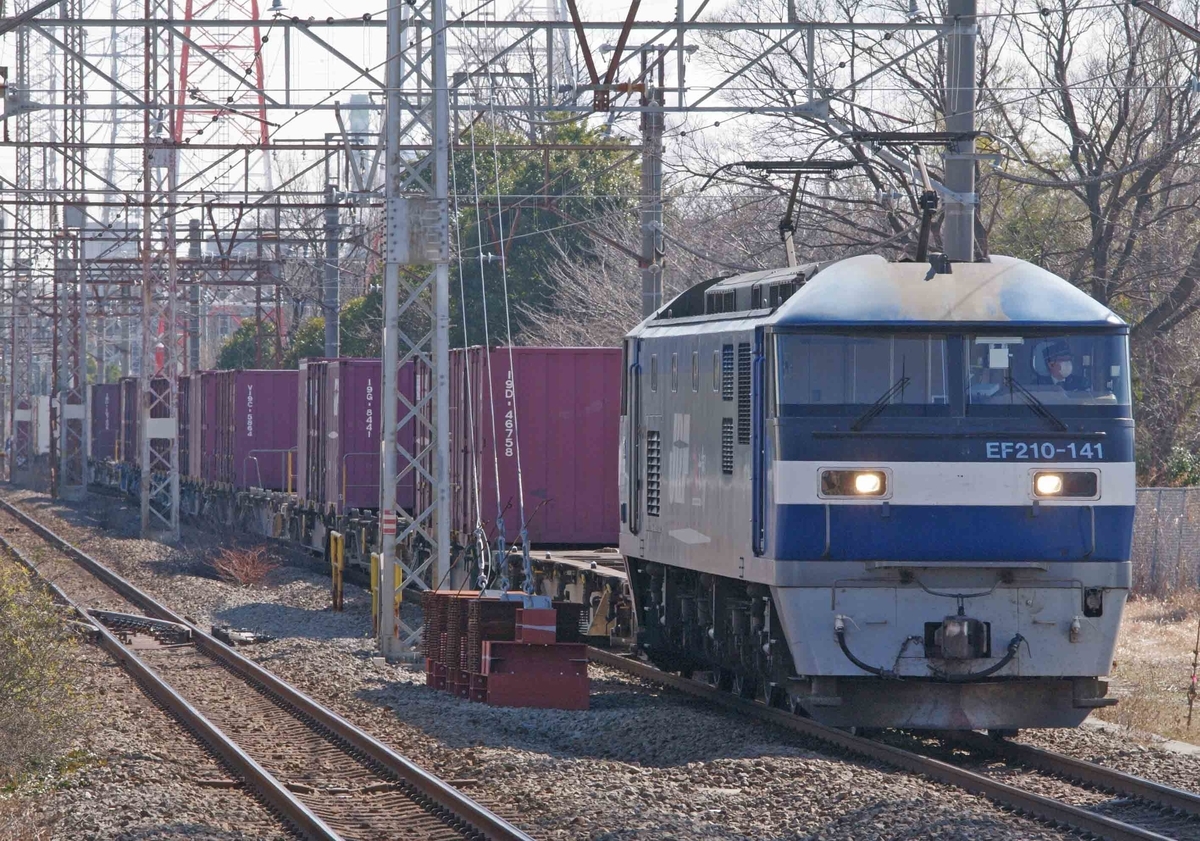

{"left": 139, "top": 0, "right": 180, "bottom": 538}
{"left": 639, "top": 48, "right": 665, "bottom": 318}
{"left": 943, "top": 0, "right": 976, "bottom": 262}
{"left": 323, "top": 181, "right": 340, "bottom": 359}
{"left": 379, "top": 0, "right": 451, "bottom": 656}
{"left": 57, "top": 0, "right": 88, "bottom": 499}
{"left": 10, "top": 3, "right": 36, "bottom": 480}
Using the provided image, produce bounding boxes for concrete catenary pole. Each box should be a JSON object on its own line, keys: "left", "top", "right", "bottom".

{"left": 640, "top": 51, "right": 665, "bottom": 317}
{"left": 942, "top": 0, "right": 977, "bottom": 263}
{"left": 188, "top": 219, "right": 201, "bottom": 372}
{"left": 323, "top": 182, "right": 340, "bottom": 358}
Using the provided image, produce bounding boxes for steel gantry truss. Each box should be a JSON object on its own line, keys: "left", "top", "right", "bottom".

{"left": 0, "top": 0, "right": 980, "bottom": 650}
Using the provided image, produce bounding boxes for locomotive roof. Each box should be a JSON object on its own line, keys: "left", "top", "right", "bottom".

{"left": 770, "top": 254, "right": 1125, "bottom": 329}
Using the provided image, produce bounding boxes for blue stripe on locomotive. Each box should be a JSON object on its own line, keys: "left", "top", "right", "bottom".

{"left": 770, "top": 502, "right": 1135, "bottom": 562}
{"left": 766, "top": 421, "right": 1135, "bottom": 561}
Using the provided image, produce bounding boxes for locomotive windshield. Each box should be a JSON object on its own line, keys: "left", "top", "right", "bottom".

{"left": 967, "top": 333, "right": 1130, "bottom": 415}
{"left": 775, "top": 333, "right": 949, "bottom": 415}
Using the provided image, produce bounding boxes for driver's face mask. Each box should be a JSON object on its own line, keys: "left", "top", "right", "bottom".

{"left": 1053, "top": 360, "right": 1073, "bottom": 378}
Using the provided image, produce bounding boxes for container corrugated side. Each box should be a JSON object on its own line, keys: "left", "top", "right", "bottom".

{"left": 120, "top": 377, "right": 137, "bottom": 465}
{"left": 89, "top": 383, "right": 121, "bottom": 461}
{"left": 458, "top": 347, "right": 621, "bottom": 546}
{"left": 233, "top": 369, "right": 298, "bottom": 490}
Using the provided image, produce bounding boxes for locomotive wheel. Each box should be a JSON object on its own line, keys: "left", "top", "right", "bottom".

{"left": 788, "top": 696, "right": 810, "bottom": 718}
{"left": 766, "top": 684, "right": 789, "bottom": 710}
{"left": 731, "top": 673, "right": 756, "bottom": 699}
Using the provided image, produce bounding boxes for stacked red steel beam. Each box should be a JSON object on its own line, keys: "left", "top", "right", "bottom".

{"left": 421, "top": 590, "right": 589, "bottom": 710}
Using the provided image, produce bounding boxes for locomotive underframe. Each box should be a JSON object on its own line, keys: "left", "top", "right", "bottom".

{"left": 91, "top": 459, "right": 634, "bottom": 645}
{"left": 627, "top": 554, "right": 1125, "bottom": 729}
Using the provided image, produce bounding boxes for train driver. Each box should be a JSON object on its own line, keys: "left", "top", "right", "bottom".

{"left": 1034, "top": 339, "right": 1091, "bottom": 392}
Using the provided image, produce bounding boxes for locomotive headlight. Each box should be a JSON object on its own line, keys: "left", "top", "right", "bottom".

{"left": 1032, "top": 470, "right": 1099, "bottom": 498}
{"left": 821, "top": 469, "right": 888, "bottom": 497}
{"left": 854, "top": 472, "right": 883, "bottom": 495}
{"left": 1034, "top": 472, "right": 1064, "bottom": 496}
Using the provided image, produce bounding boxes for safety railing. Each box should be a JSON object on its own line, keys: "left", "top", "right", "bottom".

{"left": 241, "top": 448, "right": 296, "bottom": 492}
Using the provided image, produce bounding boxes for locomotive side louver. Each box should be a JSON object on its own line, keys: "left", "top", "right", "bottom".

{"left": 721, "top": 419, "right": 734, "bottom": 475}
{"left": 721, "top": 344, "right": 734, "bottom": 401}
{"left": 646, "top": 430, "right": 662, "bottom": 517}
{"left": 737, "top": 342, "right": 751, "bottom": 444}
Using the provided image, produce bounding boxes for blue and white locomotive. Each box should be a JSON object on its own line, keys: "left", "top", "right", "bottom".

{"left": 619, "top": 254, "right": 1133, "bottom": 729}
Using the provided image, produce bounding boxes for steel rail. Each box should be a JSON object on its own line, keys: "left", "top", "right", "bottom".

{"left": 0, "top": 497, "right": 535, "bottom": 841}
{"left": 588, "top": 647, "right": 1176, "bottom": 841}
{"left": 942, "top": 729, "right": 1200, "bottom": 816}
{"left": 0, "top": 530, "right": 342, "bottom": 841}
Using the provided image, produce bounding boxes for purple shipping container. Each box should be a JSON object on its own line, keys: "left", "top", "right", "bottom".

{"left": 179, "top": 373, "right": 205, "bottom": 479}
{"left": 198, "top": 371, "right": 219, "bottom": 482}
{"left": 90, "top": 383, "right": 121, "bottom": 461}
{"left": 297, "top": 358, "right": 414, "bottom": 513}
{"left": 208, "top": 369, "right": 297, "bottom": 490}
{"left": 119, "top": 376, "right": 174, "bottom": 468}
{"left": 448, "top": 347, "right": 621, "bottom": 546}
{"left": 120, "top": 377, "right": 137, "bottom": 465}
{"left": 178, "top": 375, "right": 192, "bottom": 478}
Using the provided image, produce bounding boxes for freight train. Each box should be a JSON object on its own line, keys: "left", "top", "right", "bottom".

{"left": 621, "top": 255, "right": 1133, "bottom": 730}
{"left": 86, "top": 347, "right": 631, "bottom": 642}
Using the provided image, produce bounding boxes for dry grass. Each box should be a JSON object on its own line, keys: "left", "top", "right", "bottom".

{"left": 1096, "top": 593, "right": 1200, "bottom": 743}
{"left": 209, "top": 546, "right": 279, "bottom": 587}
{"left": 0, "top": 565, "right": 83, "bottom": 785}
{"left": 0, "top": 796, "right": 43, "bottom": 841}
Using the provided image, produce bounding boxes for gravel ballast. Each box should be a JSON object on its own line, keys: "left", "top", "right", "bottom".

{"left": 8, "top": 487, "right": 1194, "bottom": 840}
{"left": 2, "top": 624, "right": 289, "bottom": 841}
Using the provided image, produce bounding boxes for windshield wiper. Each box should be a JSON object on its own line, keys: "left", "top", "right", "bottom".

{"left": 1004, "top": 374, "right": 1068, "bottom": 431}
{"left": 851, "top": 376, "right": 911, "bottom": 431}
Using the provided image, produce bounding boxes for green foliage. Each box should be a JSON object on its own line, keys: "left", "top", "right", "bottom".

{"left": 284, "top": 316, "right": 325, "bottom": 367}
{"left": 451, "top": 118, "right": 637, "bottom": 346}
{"left": 1161, "top": 447, "right": 1200, "bottom": 487}
{"left": 338, "top": 287, "right": 383, "bottom": 357}
{"left": 0, "top": 563, "right": 83, "bottom": 785}
{"left": 215, "top": 319, "right": 279, "bottom": 370}
{"left": 280, "top": 287, "right": 383, "bottom": 368}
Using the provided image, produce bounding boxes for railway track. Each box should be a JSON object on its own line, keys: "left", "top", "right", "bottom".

{"left": 589, "top": 647, "right": 1200, "bottom": 841}
{"left": 0, "top": 498, "right": 534, "bottom": 841}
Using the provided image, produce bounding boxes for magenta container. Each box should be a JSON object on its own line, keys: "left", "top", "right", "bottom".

{"left": 178, "top": 375, "right": 192, "bottom": 478}
{"left": 449, "top": 347, "right": 621, "bottom": 546}
{"left": 119, "top": 376, "right": 171, "bottom": 468}
{"left": 119, "top": 377, "right": 138, "bottom": 465}
{"left": 89, "top": 383, "right": 121, "bottom": 461}
{"left": 207, "top": 369, "right": 298, "bottom": 490}
{"left": 297, "top": 358, "right": 415, "bottom": 512}
{"left": 199, "top": 371, "right": 219, "bottom": 482}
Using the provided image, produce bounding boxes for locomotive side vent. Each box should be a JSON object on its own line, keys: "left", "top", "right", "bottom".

{"left": 721, "top": 344, "right": 734, "bottom": 401}
{"left": 646, "top": 430, "right": 662, "bottom": 517}
{"left": 737, "top": 342, "right": 752, "bottom": 444}
{"left": 721, "top": 418, "right": 734, "bottom": 474}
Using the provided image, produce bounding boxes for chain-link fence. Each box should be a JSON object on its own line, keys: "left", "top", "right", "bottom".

{"left": 1132, "top": 488, "right": 1200, "bottom": 596}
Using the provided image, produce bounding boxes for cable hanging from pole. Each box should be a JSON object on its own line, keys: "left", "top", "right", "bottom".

{"left": 484, "top": 41, "right": 534, "bottom": 599}
{"left": 448, "top": 106, "right": 488, "bottom": 591}
{"left": 465, "top": 101, "right": 509, "bottom": 593}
